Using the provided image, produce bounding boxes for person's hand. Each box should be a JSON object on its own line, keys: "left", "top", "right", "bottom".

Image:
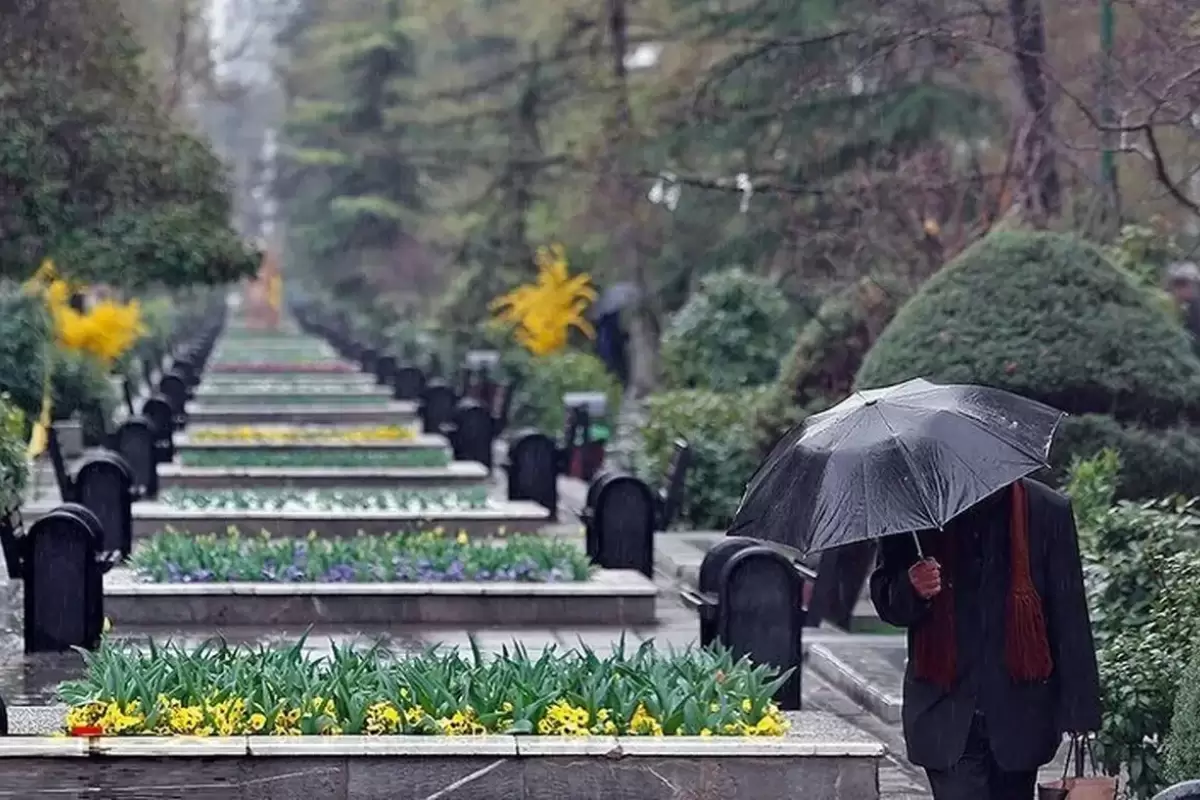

{"left": 908, "top": 558, "right": 942, "bottom": 599}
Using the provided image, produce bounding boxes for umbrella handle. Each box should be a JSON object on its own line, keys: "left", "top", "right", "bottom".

{"left": 911, "top": 531, "right": 925, "bottom": 560}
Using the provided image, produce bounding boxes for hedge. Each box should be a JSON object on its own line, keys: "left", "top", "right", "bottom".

{"left": 856, "top": 231, "right": 1200, "bottom": 426}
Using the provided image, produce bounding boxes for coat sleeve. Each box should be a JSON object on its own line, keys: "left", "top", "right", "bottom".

{"left": 1043, "top": 495, "right": 1103, "bottom": 733}
{"left": 869, "top": 532, "right": 932, "bottom": 628}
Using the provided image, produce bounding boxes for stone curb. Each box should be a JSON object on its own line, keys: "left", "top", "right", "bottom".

{"left": 103, "top": 568, "right": 659, "bottom": 627}
{"left": 806, "top": 643, "right": 903, "bottom": 724}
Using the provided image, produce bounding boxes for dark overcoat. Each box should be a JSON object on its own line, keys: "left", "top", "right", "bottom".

{"left": 869, "top": 478, "right": 1103, "bottom": 772}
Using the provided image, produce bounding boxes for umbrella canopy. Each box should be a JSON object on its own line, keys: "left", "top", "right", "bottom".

{"left": 729, "top": 378, "right": 1065, "bottom": 555}
{"left": 589, "top": 282, "right": 639, "bottom": 319}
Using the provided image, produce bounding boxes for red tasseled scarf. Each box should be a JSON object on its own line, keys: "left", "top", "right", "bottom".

{"left": 913, "top": 481, "right": 1054, "bottom": 690}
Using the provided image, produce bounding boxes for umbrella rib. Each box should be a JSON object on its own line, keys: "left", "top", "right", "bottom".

{"left": 872, "top": 405, "right": 943, "bottom": 532}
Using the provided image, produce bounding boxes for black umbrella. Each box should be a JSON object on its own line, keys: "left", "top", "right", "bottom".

{"left": 589, "top": 282, "right": 639, "bottom": 319}
{"left": 729, "top": 378, "right": 1065, "bottom": 556}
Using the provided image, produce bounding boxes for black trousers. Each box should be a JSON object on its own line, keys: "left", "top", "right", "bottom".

{"left": 925, "top": 714, "right": 1037, "bottom": 800}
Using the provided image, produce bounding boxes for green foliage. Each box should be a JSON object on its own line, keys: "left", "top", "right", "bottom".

{"left": 130, "top": 529, "right": 591, "bottom": 583}
{"left": 755, "top": 276, "right": 904, "bottom": 453}
{"left": 0, "top": 0, "right": 254, "bottom": 286}
{"left": 178, "top": 449, "right": 451, "bottom": 469}
{"left": 0, "top": 393, "right": 28, "bottom": 512}
{"left": 1165, "top": 647, "right": 1200, "bottom": 785}
{"left": 1063, "top": 448, "right": 1119, "bottom": 533}
{"left": 1051, "top": 415, "right": 1200, "bottom": 501}
{"left": 276, "top": 0, "right": 422, "bottom": 296}
{"left": 1105, "top": 223, "right": 1182, "bottom": 290}
{"left": 58, "top": 637, "right": 792, "bottom": 737}
{"left": 661, "top": 268, "right": 796, "bottom": 392}
{"left": 157, "top": 488, "right": 490, "bottom": 512}
{"left": 856, "top": 231, "right": 1200, "bottom": 426}
{"left": 511, "top": 351, "right": 622, "bottom": 436}
{"left": 1094, "top": 551, "right": 1200, "bottom": 797}
{"left": 1067, "top": 452, "right": 1200, "bottom": 797}
{"left": 0, "top": 288, "right": 51, "bottom": 419}
{"left": 50, "top": 349, "right": 116, "bottom": 443}
{"left": 634, "top": 389, "right": 766, "bottom": 529}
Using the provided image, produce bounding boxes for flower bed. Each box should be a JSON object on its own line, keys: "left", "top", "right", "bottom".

{"left": 157, "top": 487, "right": 491, "bottom": 512}
{"left": 59, "top": 640, "right": 790, "bottom": 737}
{"left": 191, "top": 392, "right": 389, "bottom": 406}
{"left": 186, "top": 425, "right": 415, "bottom": 444}
{"left": 199, "top": 381, "right": 384, "bottom": 395}
{"left": 211, "top": 362, "right": 356, "bottom": 374}
{"left": 128, "top": 529, "right": 589, "bottom": 583}
{"left": 177, "top": 448, "right": 451, "bottom": 469}
{"left": 209, "top": 350, "right": 334, "bottom": 365}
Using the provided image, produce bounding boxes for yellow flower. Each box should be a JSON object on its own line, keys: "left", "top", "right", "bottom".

{"left": 628, "top": 703, "right": 664, "bottom": 736}
{"left": 490, "top": 244, "right": 596, "bottom": 357}
{"left": 190, "top": 425, "right": 414, "bottom": 444}
{"left": 456, "top": 531, "right": 469, "bottom": 545}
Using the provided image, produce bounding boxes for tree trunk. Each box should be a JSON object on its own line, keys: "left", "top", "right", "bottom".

{"left": 605, "top": 0, "right": 660, "bottom": 398}
{"left": 1008, "top": 0, "right": 1061, "bottom": 225}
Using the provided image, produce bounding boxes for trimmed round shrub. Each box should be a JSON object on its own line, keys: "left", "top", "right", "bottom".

{"left": 1050, "top": 415, "right": 1200, "bottom": 501}
{"left": 856, "top": 230, "right": 1200, "bottom": 426}
{"left": 661, "top": 268, "right": 797, "bottom": 392}
{"left": 633, "top": 388, "right": 766, "bottom": 530}
{"left": 754, "top": 275, "right": 904, "bottom": 453}
{"left": 510, "top": 351, "right": 622, "bottom": 436}
{"left": 0, "top": 287, "right": 51, "bottom": 419}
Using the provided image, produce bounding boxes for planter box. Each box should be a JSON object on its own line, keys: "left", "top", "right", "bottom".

{"left": 131, "top": 501, "right": 552, "bottom": 539}
{"left": 186, "top": 403, "right": 418, "bottom": 427}
{"left": 202, "top": 372, "right": 377, "bottom": 388}
{"left": 173, "top": 434, "right": 448, "bottom": 458}
{"left": 0, "top": 713, "right": 885, "bottom": 799}
{"left": 104, "top": 568, "right": 657, "bottom": 626}
{"left": 158, "top": 462, "right": 490, "bottom": 491}
{"left": 196, "top": 385, "right": 392, "bottom": 400}
{"left": 190, "top": 392, "right": 395, "bottom": 407}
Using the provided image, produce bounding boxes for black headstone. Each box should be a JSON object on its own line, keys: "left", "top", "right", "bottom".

{"left": 23, "top": 505, "right": 105, "bottom": 653}
{"left": 420, "top": 381, "right": 458, "bottom": 435}
{"left": 75, "top": 451, "right": 134, "bottom": 556}
{"left": 158, "top": 372, "right": 188, "bottom": 426}
{"left": 360, "top": 348, "right": 379, "bottom": 374}
{"left": 586, "top": 474, "right": 656, "bottom": 577}
{"left": 717, "top": 546, "right": 805, "bottom": 710}
{"left": 451, "top": 399, "right": 494, "bottom": 469}
{"left": 0, "top": 508, "right": 21, "bottom": 580}
{"left": 506, "top": 431, "right": 558, "bottom": 518}
{"left": 393, "top": 366, "right": 426, "bottom": 401}
{"left": 375, "top": 355, "right": 398, "bottom": 387}
{"left": 140, "top": 396, "right": 175, "bottom": 463}
{"left": 696, "top": 537, "right": 760, "bottom": 647}
{"left": 115, "top": 417, "right": 158, "bottom": 498}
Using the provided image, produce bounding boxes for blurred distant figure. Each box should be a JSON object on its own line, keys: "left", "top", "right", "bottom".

{"left": 1166, "top": 261, "right": 1200, "bottom": 349}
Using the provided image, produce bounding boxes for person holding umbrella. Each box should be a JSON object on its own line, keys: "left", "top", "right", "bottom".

{"left": 730, "top": 378, "right": 1103, "bottom": 800}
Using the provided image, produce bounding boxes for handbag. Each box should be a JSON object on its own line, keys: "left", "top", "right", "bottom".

{"left": 1038, "top": 734, "right": 1118, "bottom": 800}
